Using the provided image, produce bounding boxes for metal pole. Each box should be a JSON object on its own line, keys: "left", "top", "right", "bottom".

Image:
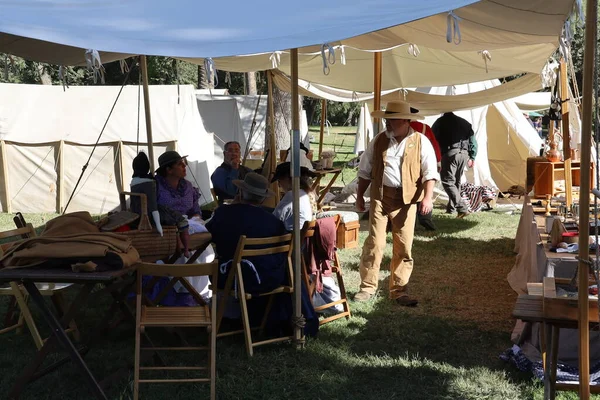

{"left": 140, "top": 55, "right": 156, "bottom": 172}
{"left": 290, "top": 48, "right": 303, "bottom": 349}
{"left": 577, "top": 0, "right": 597, "bottom": 397}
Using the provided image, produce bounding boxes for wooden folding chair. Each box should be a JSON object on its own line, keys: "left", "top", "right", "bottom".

{"left": 301, "top": 216, "right": 351, "bottom": 325}
{"left": 134, "top": 260, "right": 219, "bottom": 400}
{"left": 0, "top": 223, "right": 80, "bottom": 349}
{"left": 216, "top": 233, "right": 294, "bottom": 357}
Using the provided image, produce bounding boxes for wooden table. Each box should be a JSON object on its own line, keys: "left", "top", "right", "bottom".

{"left": 0, "top": 266, "right": 137, "bottom": 400}
{"left": 311, "top": 168, "right": 342, "bottom": 207}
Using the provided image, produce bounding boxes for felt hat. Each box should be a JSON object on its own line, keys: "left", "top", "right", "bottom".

{"left": 271, "top": 162, "right": 317, "bottom": 183}
{"left": 371, "top": 100, "right": 423, "bottom": 120}
{"left": 233, "top": 172, "right": 275, "bottom": 198}
{"left": 157, "top": 150, "right": 187, "bottom": 170}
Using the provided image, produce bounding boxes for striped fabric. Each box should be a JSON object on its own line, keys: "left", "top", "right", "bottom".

{"left": 460, "top": 183, "right": 496, "bottom": 213}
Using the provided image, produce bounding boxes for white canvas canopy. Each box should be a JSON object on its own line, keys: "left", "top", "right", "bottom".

{"left": 0, "top": 1, "right": 576, "bottom": 90}
{"left": 0, "top": 83, "right": 215, "bottom": 213}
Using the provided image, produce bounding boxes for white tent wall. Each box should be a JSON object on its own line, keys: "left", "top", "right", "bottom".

{"left": 353, "top": 104, "right": 374, "bottom": 155}
{"left": 0, "top": 83, "right": 214, "bottom": 213}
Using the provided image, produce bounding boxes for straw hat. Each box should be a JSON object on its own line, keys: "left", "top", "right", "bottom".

{"left": 371, "top": 100, "right": 423, "bottom": 120}
{"left": 233, "top": 172, "right": 275, "bottom": 198}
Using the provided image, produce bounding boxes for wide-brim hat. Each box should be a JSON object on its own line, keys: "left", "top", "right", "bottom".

{"left": 271, "top": 162, "right": 317, "bottom": 183}
{"left": 233, "top": 172, "right": 275, "bottom": 198}
{"left": 157, "top": 150, "right": 187, "bottom": 171}
{"left": 371, "top": 100, "right": 424, "bottom": 120}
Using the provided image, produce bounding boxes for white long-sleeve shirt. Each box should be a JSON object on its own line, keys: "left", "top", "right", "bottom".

{"left": 358, "top": 128, "right": 440, "bottom": 187}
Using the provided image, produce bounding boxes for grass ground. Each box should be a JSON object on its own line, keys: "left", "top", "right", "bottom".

{"left": 0, "top": 127, "right": 594, "bottom": 399}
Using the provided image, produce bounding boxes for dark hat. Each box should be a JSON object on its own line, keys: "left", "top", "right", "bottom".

{"left": 233, "top": 172, "right": 274, "bottom": 198}
{"left": 132, "top": 152, "right": 150, "bottom": 177}
{"left": 157, "top": 150, "right": 187, "bottom": 171}
{"left": 271, "top": 162, "right": 317, "bottom": 183}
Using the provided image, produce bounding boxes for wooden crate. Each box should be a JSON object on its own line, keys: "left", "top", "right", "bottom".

{"left": 337, "top": 220, "right": 359, "bottom": 249}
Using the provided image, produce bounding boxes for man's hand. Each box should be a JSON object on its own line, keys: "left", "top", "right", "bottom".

{"left": 419, "top": 197, "right": 433, "bottom": 215}
{"left": 467, "top": 159, "right": 474, "bottom": 168}
{"left": 356, "top": 195, "right": 366, "bottom": 212}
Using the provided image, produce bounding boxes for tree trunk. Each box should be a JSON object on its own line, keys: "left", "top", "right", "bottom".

{"left": 37, "top": 63, "right": 51, "bottom": 85}
{"left": 197, "top": 65, "right": 206, "bottom": 89}
{"left": 273, "top": 84, "right": 292, "bottom": 152}
{"left": 246, "top": 72, "right": 257, "bottom": 95}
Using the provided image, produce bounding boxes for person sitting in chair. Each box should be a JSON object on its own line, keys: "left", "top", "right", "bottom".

{"left": 271, "top": 162, "right": 317, "bottom": 232}
{"left": 206, "top": 172, "right": 288, "bottom": 294}
{"left": 211, "top": 141, "right": 253, "bottom": 205}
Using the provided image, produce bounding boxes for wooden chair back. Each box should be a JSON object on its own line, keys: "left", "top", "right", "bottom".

{"left": 216, "top": 233, "right": 294, "bottom": 356}
{"left": 134, "top": 260, "right": 218, "bottom": 400}
{"left": 300, "top": 215, "right": 351, "bottom": 325}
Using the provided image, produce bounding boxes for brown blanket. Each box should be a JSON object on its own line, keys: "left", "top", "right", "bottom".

{"left": 0, "top": 211, "right": 140, "bottom": 269}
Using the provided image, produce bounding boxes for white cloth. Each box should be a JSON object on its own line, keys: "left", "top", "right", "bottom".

{"left": 286, "top": 150, "right": 314, "bottom": 170}
{"left": 273, "top": 189, "right": 313, "bottom": 232}
{"left": 357, "top": 128, "right": 439, "bottom": 187}
{"left": 172, "top": 220, "right": 215, "bottom": 301}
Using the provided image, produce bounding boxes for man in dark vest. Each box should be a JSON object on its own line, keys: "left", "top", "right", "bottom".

{"left": 354, "top": 100, "right": 439, "bottom": 306}
{"left": 431, "top": 112, "right": 478, "bottom": 218}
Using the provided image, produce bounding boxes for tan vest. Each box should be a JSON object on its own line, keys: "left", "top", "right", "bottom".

{"left": 370, "top": 130, "right": 424, "bottom": 204}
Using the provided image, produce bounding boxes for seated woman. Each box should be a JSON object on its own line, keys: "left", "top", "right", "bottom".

{"left": 155, "top": 150, "right": 214, "bottom": 303}
{"left": 270, "top": 162, "right": 317, "bottom": 232}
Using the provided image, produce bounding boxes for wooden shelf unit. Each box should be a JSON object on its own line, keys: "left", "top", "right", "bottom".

{"left": 533, "top": 160, "right": 593, "bottom": 198}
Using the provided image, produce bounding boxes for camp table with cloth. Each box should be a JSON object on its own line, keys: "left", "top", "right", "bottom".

{"left": 0, "top": 266, "right": 137, "bottom": 400}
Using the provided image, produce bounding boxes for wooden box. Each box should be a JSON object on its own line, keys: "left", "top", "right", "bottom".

{"left": 337, "top": 220, "right": 359, "bottom": 249}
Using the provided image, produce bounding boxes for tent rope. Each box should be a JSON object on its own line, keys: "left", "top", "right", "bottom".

{"left": 242, "top": 93, "right": 263, "bottom": 163}
{"left": 407, "top": 43, "right": 420, "bottom": 57}
{"left": 203, "top": 58, "right": 218, "bottom": 87}
{"left": 63, "top": 57, "right": 137, "bottom": 214}
{"left": 85, "top": 49, "right": 105, "bottom": 84}
{"left": 446, "top": 11, "right": 462, "bottom": 45}
{"left": 478, "top": 50, "right": 491, "bottom": 73}
{"left": 320, "top": 43, "right": 335, "bottom": 75}
{"left": 270, "top": 51, "right": 282, "bottom": 69}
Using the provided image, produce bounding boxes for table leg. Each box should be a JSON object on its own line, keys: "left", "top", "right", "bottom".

{"left": 317, "top": 170, "right": 342, "bottom": 206}
{"left": 9, "top": 282, "right": 106, "bottom": 400}
{"left": 543, "top": 322, "right": 552, "bottom": 400}
{"left": 549, "top": 325, "right": 559, "bottom": 400}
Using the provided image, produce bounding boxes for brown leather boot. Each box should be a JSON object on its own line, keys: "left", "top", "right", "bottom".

{"left": 391, "top": 287, "right": 418, "bottom": 307}
{"left": 353, "top": 290, "right": 373, "bottom": 302}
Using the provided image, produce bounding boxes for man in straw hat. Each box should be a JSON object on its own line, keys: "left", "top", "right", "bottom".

{"left": 354, "top": 100, "right": 439, "bottom": 306}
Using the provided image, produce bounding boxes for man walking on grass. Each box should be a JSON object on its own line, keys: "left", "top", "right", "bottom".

{"left": 354, "top": 100, "right": 439, "bottom": 306}
{"left": 431, "top": 112, "right": 477, "bottom": 218}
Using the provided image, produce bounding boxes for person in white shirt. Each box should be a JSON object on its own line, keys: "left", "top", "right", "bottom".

{"left": 354, "top": 100, "right": 439, "bottom": 306}
{"left": 271, "top": 162, "right": 317, "bottom": 231}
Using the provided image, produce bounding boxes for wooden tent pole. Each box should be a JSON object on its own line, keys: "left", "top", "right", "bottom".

{"left": 560, "top": 58, "right": 573, "bottom": 209}
{"left": 0, "top": 140, "right": 11, "bottom": 213}
{"left": 140, "top": 55, "right": 156, "bottom": 172}
{"left": 57, "top": 140, "right": 64, "bottom": 213}
{"left": 263, "top": 70, "right": 279, "bottom": 208}
{"left": 373, "top": 52, "right": 382, "bottom": 134}
{"left": 290, "top": 48, "right": 303, "bottom": 349}
{"left": 318, "top": 99, "right": 327, "bottom": 159}
{"left": 577, "top": 0, "right": 597, "bottom": 397}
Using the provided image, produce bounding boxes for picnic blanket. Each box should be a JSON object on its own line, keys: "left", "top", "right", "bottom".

{"left": 0, "top": 212, "right": 139, "bottom": 270}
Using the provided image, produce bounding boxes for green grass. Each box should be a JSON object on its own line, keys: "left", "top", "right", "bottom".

{"left": 0, "top": 208, "right": 594, "bottom": 399}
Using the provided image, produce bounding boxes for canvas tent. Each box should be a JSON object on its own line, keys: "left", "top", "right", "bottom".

{"left": 0, "top": 83, "right": 215, "bottom": 214}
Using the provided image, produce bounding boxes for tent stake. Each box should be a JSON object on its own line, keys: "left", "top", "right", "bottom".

{"left": 577, "top": 0, "right": 597, "bottom": 398}
{"left": 140, "top": 55, "right": 156, "bottom": 172}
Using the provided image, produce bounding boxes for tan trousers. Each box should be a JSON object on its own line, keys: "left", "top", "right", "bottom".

{"left": 359, "top": 186, "right": 417, "bottom": 298}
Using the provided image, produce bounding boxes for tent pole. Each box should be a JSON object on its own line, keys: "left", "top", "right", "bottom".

{"left": 373, "top": 52, "right": 382, "bottom": 135}
{"left": 318, "top": 99, "right": 327, "bottom": 159}
{"left": 263, "top": 70, "right": 279, "bottom": 208}
{"left": 560, "top": 58, "right": 573, "bottom": 209}
{"left": 57, "top": 140, "right": 64, "bottom": 213}
{"left": 577, "top": 0, "right": 597, "bottom": 398}
{"left": 290, "top": 48, "right": 304, "bottom": 349}
{"left": 140, "top": 55, "right": 156, "bottom": 172}
{"left": 0, "top": 140, "right": 11, "bottom": 213}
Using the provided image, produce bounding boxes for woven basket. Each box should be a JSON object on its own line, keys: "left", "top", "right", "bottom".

{"left": 119, "top": 226, "right": 178, "bottom": 261}
{"left": 112, "top": 191, "right": 180, "bottom": 261}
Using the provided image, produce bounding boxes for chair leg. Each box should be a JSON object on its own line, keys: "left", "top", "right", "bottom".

{"left": 209, "top": 329, "right": 216, "bottom": 400}
{"left": 336, "top": 269, "right": 351, "bottom": 319}
{"left": 235, "top": 265, "right": 254, "bottom": 356}
{"left": 53, "top": 292, "right": 81, "bottom": 342}
{"left": 10, "top": 283, "right": 44, "bottom": 350}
